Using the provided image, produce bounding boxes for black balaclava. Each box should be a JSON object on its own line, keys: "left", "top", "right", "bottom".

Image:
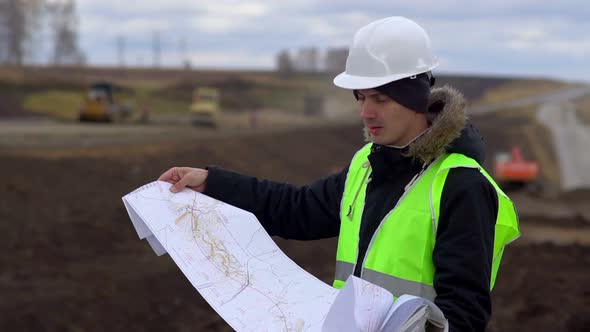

{"left": 354, "top": 72, "right": 435, "bottom": 113}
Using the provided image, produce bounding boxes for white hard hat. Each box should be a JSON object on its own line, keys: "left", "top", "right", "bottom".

{"left": 334, "top": 16, "right": 439, "bottom": 90}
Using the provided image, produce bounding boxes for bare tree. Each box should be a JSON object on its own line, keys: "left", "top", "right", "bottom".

{"left": 276, "top": 49, "right": 294, "bottom": 79}
{"left": 0, "top": 0, "right": 44, "bottom": 65}
{"left": 48, "top": 0, "right": 85, "bottom": 66}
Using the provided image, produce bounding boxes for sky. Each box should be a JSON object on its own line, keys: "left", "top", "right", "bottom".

{"left": 67, "top": 0, "right": 590, "bottom": 82}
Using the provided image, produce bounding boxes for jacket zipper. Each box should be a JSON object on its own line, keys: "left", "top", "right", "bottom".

{"left": 347, "top": 161, "right": 371, "bottom": 220}
{"left": 359, "top": 160, "right": 435, "bottom": 279}
{"left": 349, "top": 161, "right": 371, "bottom": 276}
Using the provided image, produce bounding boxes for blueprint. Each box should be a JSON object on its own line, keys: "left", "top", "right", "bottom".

{"left": 122, "top": 181, "right": 338, "bottom": 331}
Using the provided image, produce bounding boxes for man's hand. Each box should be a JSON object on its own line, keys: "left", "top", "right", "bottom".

{"left": 158, "top": 167, "right": 208, "bottom": 193}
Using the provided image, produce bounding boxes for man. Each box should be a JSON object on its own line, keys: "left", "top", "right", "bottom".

{"left": 159, "top": 16, "right": 519, "bottom": 331}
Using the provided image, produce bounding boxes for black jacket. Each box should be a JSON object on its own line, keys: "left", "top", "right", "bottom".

{"left": 205, "top": 86, "right": 497, "bottom": 331}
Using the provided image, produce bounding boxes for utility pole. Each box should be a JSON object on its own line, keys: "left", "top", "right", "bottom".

{"left": 152, "top": 31, "right": 161, "bottom": 68}
{"left": 178, "top": 36, "right": 188, "bottom": 68}
{"left": 117, "top": 35, "right": 125, "bottom": 67}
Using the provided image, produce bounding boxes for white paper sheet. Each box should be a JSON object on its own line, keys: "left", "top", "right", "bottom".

{"left": 122, "top": 181, "right": 338, "bottom": 332}
{"left": 322, "top": 276, "right": 448, "bottom": 332}
{"left": 322, "top": 275, "right": 392, "bottom": 332}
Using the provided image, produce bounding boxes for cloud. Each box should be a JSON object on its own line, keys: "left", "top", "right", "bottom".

{"left": 191, "top": 3, "right": 269, "bottom": 33}
{"left": 187, "top": 50, "right": 273, "bottom": 69}
{"left": 72, "top": 0, "right": 590, "bottom": 81}
{"left": 421, "top": 16, "right": 590, "bottom": 59}
{"left": 508, "top": 38, "right": 590, "bottom": 57}
{"left": 503, "top": 20, "right": 590, "bottom": 58}
{"left": 82, "top": 17, "right": 172, "bottom": 37}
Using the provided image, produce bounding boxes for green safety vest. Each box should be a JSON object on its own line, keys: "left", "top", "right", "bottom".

{"left": 333, "top": 143, "right": 520, "bottom": 300}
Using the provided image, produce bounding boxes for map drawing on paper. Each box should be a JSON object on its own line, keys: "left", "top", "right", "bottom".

{"left": 122, "top": 181, "right": 338, "bottom": 332}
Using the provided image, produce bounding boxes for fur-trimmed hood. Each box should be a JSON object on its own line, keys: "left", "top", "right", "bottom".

{"left": 366, "top": 85, "right": 486, "bottom": 165}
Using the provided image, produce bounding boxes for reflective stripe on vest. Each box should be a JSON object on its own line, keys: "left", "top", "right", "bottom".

{"left": 334, "top": 143, "right": 520, "bottom": 300}
{"left": 334, "top": 260, "right": 438, "bottom": 300}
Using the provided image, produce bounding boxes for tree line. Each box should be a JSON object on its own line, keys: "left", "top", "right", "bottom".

{"left": 0, "top": 0, "right": 84, "bottom": 66}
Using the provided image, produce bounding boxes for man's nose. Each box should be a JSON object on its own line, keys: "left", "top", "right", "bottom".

{"left": 360, "top": 102, "right": 376, "bottom": 119}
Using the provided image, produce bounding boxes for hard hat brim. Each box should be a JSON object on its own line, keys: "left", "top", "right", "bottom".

{"left": 333, "top": 72, "right": 410, "bottom": 89}
{"left": 333, "top": 64, "right": 439, "bottom": 90}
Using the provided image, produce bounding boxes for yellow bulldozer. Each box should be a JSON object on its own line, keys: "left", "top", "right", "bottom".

{"left": 190, "top": 87, "right": 220, "bottom": 127}
{"left": 78, "top": 81, "right": 133, "bottom": 122}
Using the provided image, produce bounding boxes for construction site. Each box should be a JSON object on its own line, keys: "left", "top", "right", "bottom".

{"left": 1, "top": 65, "right": 589, "bottom": 332}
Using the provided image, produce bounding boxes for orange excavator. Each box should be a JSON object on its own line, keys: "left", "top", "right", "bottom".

{"left": 493, "top": 146, "right": 540, "bottom": 191}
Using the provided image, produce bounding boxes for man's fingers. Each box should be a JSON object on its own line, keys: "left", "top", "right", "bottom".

{"left": 158, "top": 167, "right": 177, "bottom": 181}
{"left": 158, "top": 167, "right": 203, "bottom": 193}
{"left": 170, "top": 173, "right": 193, "bottom": 193}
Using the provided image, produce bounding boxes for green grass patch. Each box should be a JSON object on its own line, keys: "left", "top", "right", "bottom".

{"left": 132, "top": 84, "right": 189, "bottom": 114}
{"left": 21, "top": 85, "right": 188, "bottom": 120}
{"left": 23, "top": 90, "right": 84, "bottom": 120}
{"left": 136, "top": 94, "right": 188, "bottom": 114}
{"left": 476, "top": 80, "right": 569, "bottom": 105}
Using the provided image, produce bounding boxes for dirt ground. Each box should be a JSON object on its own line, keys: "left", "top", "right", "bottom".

{"left": 1, "top": 112, "right": 589, "bottom": 331}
